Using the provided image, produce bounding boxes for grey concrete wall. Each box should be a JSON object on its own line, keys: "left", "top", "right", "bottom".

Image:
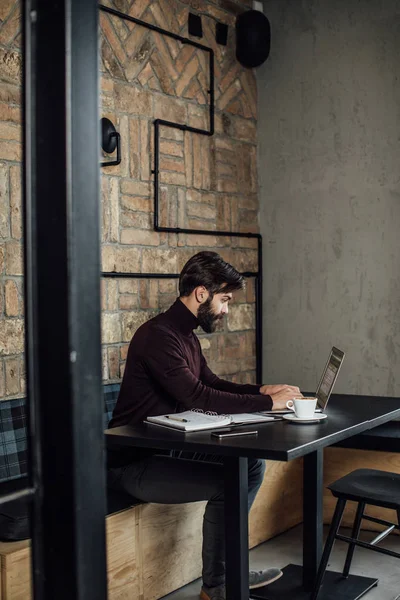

{"left": 257, "top": 0, "right": 400, "bottom": 396}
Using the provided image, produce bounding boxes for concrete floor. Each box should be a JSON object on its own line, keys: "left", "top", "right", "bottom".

{"left": 161, "top": 525, "right": 400, "bottom": 600}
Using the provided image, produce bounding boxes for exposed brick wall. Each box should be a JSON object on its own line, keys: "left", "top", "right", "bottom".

{"left": 0, "top": 0, "right": 260, "bottom": 400}
{"left": 0, "top": 0, "right": 24, "bottom": 400}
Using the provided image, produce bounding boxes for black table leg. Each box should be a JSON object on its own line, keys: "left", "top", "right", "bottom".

{"left": 224, "top": 456, "right": 249, "bottom": 600}
{"left": 251, "top": 450, "right": 378, "bottom": 600}
{"left": 303, "top": 449, "right": 324, "bottom": 589}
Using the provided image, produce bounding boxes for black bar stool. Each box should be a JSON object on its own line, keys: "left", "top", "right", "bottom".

{"left": 311, "top": 468, "right": 400, "bottom": 600}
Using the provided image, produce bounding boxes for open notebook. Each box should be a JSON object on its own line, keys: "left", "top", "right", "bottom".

{"left": 146, "top": 409, "right": 275, "bottom": 432}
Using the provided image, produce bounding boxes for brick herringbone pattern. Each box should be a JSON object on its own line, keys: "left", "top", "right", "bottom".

{"left": 100, "top": 0, "right": 257, "bottom": 118}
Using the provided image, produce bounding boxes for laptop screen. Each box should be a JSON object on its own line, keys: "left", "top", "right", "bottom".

{"left": 316, "top": 347, "right": 345, "bottom": 410}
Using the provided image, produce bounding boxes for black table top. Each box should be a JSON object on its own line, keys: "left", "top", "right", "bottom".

{"left": 105, "top": 394, "right": 400, "bottom": 461}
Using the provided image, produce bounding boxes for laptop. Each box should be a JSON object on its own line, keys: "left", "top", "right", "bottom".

{"left": 261, "top": 346, "right": 345, "bottom": 415}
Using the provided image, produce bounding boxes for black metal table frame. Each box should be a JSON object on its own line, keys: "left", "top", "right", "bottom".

{"left": 226, "top": 451, "right": 379, "bottom": 600}
{"left": 225, "top": 451, "right": 328, "bottom": 597}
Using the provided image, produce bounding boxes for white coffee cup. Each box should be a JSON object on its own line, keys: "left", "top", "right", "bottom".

{"left": 286, "top": 397, "right": 317, "bottom": 419}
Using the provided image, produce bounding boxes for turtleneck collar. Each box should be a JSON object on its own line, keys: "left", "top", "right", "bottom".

{"left": 167, "top": 298, "right": 199, "bottom": 335}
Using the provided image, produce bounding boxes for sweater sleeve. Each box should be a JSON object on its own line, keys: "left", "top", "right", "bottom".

{"left": 199, "top": 352, "right": 262, "bottom": 395}
{"left": 143, "top": 329, "right": 272, "bottom": 413}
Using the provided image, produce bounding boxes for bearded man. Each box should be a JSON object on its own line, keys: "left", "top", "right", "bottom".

{"left": 108, "top": 251, "right": 301, "bottom": 600}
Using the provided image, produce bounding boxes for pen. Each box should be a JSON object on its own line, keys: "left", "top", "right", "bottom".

{"left": 165, "top": 415, "right": 188, "bottom": 423}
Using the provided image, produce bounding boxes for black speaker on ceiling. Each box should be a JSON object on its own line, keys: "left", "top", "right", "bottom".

{"left": 236, "top": 10, "right": 271, "bottom": 68}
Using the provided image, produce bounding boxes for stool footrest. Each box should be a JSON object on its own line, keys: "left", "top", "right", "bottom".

{"left": 335, "top": 534, "right": 400, "bottom": 560}
{"left": 362, "top": 513, "right": 400, "bottom": 529}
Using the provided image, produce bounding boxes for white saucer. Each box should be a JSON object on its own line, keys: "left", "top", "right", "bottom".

{"left": 283, "top": 413, "right": 328, "bottom": 424}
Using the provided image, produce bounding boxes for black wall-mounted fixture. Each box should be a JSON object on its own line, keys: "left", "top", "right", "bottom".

{"left": 216, "top": 22, "right": 228, "bottom": 46}
{"left": 100, "top": 117, "right": 121, "bottom": 167}
{"left": 236, "top": 9, "right": 271, "bottom": 68}
{"left": 188, "top": 13, "right": 203, "bottom": 38}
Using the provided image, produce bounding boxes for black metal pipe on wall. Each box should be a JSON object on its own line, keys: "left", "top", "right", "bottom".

{"left": 99, "top": 4, "right": 263, "bottom": 383}
{"left": 102, "top": 272, "right": 258, "bottom": 279}
{"left": 103, "top": 270, "right": 262, "bottom": 380}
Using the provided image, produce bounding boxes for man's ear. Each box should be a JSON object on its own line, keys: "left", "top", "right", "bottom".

{"left": 194, "top": 286, "right": 208, "bottom": 304}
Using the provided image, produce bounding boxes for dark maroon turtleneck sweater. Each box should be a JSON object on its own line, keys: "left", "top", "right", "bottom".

{"left": 108, "top": 299, "right": 272, "bottom": 465}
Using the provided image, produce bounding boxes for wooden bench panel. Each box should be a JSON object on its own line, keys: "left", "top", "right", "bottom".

{"left": 140, "top": 501, "right": 205, "bottom": 600}
{"left": 106, "top": 507, "right": 141, "bottom": 599}
{"left": 0, "top": 541, "right": 29, "bottom": 600}
{"left": 323, "top": 447, "right": 400, "bottom": 533}
{"left": 0, "top": 507, "right": 141, "bottom": 600}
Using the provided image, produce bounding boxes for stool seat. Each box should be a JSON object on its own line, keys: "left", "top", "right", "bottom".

{"left": 329, "top": 468, "right": 400, "bottom": 510}
{"left": 311, "top": 468, "right": 400, "bottom": 600}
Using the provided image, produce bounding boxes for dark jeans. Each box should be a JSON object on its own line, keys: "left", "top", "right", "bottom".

{"left": 108, "top": 453, "right": 266, "bottom": 588}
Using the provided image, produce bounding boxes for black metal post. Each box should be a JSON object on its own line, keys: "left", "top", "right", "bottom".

{"left": 24, "top": 1, "right": 107, "bottom": 599}
{"left": 153, "top": 120, "right": 160, "bottom": 229}
{"left": 208, "top": 48, "right": 214, "bottom": 134}
{"left": 224, "top": 456, "right": 249, "bottom": 600}
{"left": 343, "top": 501, "right": 365, "bottom": 577}
{"left": 310, "top": 498, "right": 346, "bottom": 600}
{"left": 256, "top": 237, "right": 263, "bottom": 383}
{"left": 303, "top": 449, "right": 324, "bottom": 590}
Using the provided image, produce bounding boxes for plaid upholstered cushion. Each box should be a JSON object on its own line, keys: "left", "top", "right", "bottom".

{"left": 0, "top": 383, "right": 121, "bottom": 483}
{"left": 0, "top": 399, "right": 28, "bottom": 482}
{"left": 103, "top": 383, "right": 121, "bottom": 429}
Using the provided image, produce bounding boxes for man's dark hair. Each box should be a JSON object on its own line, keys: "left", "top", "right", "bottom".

{"left": 179, "top": 251, "right": 245, "bottom": 297}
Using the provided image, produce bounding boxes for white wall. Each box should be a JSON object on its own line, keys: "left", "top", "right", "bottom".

{"left": 258, "top": 0, "right": 400, "bottom": 396}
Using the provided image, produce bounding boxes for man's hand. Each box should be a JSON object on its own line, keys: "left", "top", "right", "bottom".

{"left": 260, "top": 384, "right": 301, "bottom": 396}
{"left": 269, "top": 387, "right": 304, "bottom": 410}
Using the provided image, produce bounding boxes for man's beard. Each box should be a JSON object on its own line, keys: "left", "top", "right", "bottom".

{"left": 197, "top": 298, "right": 223, "bottom": 333}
